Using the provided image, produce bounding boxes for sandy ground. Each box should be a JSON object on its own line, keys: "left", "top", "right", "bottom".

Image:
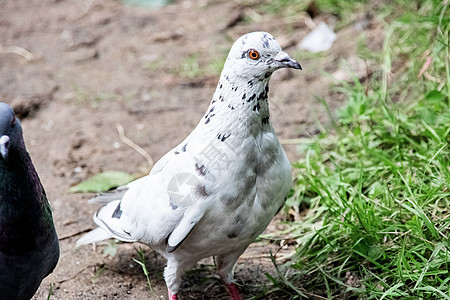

{"left": 0, "top": 0, "right": 383, "bottom": 299}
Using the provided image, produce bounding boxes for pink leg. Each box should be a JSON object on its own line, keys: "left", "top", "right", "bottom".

{"left": 168, "top": 289, "right": 179, "bottom": 300}
{"left": 226, "top": 283, "right": 243, "bottom": 300}
{"left": 215, "top": 253, "right": 245, "bottom": 300}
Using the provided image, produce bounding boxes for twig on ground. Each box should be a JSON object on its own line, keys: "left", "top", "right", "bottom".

{"left": 58, "top": 227, "right": 94, "bottom": 241}
{"left": 116, "top": 123, "right": 154, "bottom": 170}
{"left": 57, "top": 265, "right": 97, "bottom": 284}
{"left": 0, "top": 45, "right": 34, "bottom": 60}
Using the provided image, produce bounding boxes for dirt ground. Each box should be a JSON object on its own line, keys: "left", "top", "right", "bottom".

{"left": 0, "top": 0, "right": 383, "bottom": 299}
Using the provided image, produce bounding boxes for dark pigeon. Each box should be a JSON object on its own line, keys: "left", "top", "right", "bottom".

{"left": 0, "top": 103, "right": 59, "bottom": 300}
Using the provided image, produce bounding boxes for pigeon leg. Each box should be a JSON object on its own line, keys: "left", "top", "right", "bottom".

{"left": 168, "top": 289, "right": 179, "bottom": 300}
{"left": 226, "top": 283, "right": 243, "bottom": 300}
{"left": 164, "top": 259, "right": 193, "bottom": 300}
{"left": 216, "top": 252, "right": 244, "bottom": 300}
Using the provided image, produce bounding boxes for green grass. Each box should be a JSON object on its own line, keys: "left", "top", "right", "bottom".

{"left": 175, "top": 53, "right": 204, "bottom": 79}
{"left": 172, "top": 52, "right": 226, "bottom": 79}
{"left": 46, "top": 282, "right": 54, "bottom": 300}
{"left": 133, "top": 246, "right": 160, "bottom": 298}
{"left": 143, "top": 50, "right": 226, "bottom": 79}
{"left": 71, "top": 83, "right": 133, "bottom": 107}
{"left": 255, "top": 0, "right": 369, "bottom": 29}
{"left": 275, "top": 0, "right": 450, "bottom": 299}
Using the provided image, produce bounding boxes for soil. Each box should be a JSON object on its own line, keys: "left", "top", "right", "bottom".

{"left": 0, "top": 0, "right": 383, "bottom": 299}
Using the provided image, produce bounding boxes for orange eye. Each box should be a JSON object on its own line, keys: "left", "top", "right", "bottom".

{"left": 248, "top": 49, "right": 260, "bottom": 60}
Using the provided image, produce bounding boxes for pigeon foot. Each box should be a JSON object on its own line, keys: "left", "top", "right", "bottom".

{"left": 168, "top": 289, "right": 179, "bottom": 300}
{"left": 226, "top": 283, "right": 243, "bottom": 300}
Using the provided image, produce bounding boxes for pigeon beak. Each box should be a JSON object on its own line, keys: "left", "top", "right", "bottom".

{"left": 274, "top": 51, "right": 302, "bottom": 70}
{"left": 0, "top": 135, "right": 10, "bottom": 160}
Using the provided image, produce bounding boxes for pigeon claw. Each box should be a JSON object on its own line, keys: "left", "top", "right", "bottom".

{"left": 226, "top": 283, "right": 244, "bottom": 300}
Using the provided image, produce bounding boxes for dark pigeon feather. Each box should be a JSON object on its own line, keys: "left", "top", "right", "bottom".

{"left": 0, "top": 103, "right": 59, "bottom": 300}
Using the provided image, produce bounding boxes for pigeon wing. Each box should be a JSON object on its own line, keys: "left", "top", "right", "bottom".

{"left": 86, "top": 141, "right": 210, "bottom": 248}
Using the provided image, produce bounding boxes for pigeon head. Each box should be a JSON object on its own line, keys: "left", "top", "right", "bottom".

{"left": 0, "top": 103, "right": 22, "bottom": 160}
{"left": 223, "top": 31, "right": 301, "bottom": 80}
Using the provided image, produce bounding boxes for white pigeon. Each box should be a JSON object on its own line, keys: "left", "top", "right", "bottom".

{"left": 77, "top": 31, "right": 301, "bottom": 300}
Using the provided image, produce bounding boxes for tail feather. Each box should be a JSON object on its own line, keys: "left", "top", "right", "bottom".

{"left": 76, "top": 227, "right": 113, "bottom": 246}
{"left": 77, "top": 183, "right": 141, "bottom": 247}
{"left": 89, "top": 186, "right": 129, "bottom": 204}
{"left": 77, "top": 199, "right": 138, "bottom": 246}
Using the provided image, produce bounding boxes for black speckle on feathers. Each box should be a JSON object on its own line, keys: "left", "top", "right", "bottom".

{"left": 112, "top": 203, "right": 122, "bottom": 219}
{"left": 220, "top": 195, "right": 236, "bottom": 206}
{"left": 195, "top": 163, "right": 206, "bottom": 176}
{"left": 227, "top": 232, "right": 238, "bottom": 239}
{"left": 205, "top": 114, "right": 215, "bottom": 124}
{"left": 218, "top": 133, "right": 231, "bottom": 142}
{"left": 169, "top": 201, "right": 178, "bottom": 210}
{"left": 227, "top": 216, "right": 245, "bottom": 239}
{"left": 261, "top": 33, "right": 270, "bottom": 48}
{"left": 195, "top": 185, "right": 209, "bottom": 198}
{"left": 205, "top": 106, "right": 216, "bottom": 123}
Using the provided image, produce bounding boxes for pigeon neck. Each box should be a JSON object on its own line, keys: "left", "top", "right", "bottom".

{"left": 0, "top": 141, "right": 45, "bottom": 205}
{"left": 0, "top": 140, "right": 52, "bottom": 254}
{"left": 199, "top": 72, "right": 273, "bottom": 140}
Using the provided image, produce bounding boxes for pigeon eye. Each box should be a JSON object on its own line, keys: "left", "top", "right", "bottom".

{"left": 11, "top": 113, "right": 16, "bottom": 128}
{"left": 248, "top": 50, "right": 260, "bottom": 60}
